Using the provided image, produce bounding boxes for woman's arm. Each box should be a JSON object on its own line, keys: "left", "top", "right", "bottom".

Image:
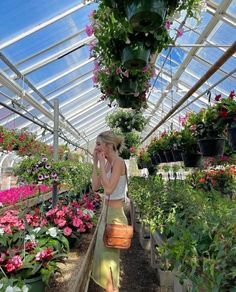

{"left": 91, "top": 151, "right": 101, "bottom": 191}
{"left": 98, "top": 153, "right": 123, "bottom": 194}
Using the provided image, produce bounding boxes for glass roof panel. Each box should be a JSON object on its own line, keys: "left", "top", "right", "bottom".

{"left": 227, "top": 1, "right": 236, "bottom": 16}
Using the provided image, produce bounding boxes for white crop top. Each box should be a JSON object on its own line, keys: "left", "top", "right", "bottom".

{"left": 105, "top": 171, "right": 127, "bottom": 201}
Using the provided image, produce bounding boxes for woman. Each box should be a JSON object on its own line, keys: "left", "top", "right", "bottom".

{"left": 91, "top": 131, "right": 128, "bottom": 292}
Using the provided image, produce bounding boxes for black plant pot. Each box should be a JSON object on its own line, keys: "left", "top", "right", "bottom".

{"left": 121, "top": 42, "right": 151, "bottom": 70}
{"left": 172, "top": 149, "right": 183, "bottom": 162}
{"left": 228, "top": 127, "right": 236, "bottom": 151}
{"left": 181, "top": 152, "right": 202, "bottom": 168}
{"left": 117, "top": 79, "right": 138, "bottom": 95}
{"left": 148, "top": 165, "right": 156, "bottom": 176}
{"left": 157, "top": 150, "right": 167, "bottom": 163}
{"left": 198, "top": 138, "right": 225, "bottom": 157}
{"left": 150, "top": 154, "right": 159, "bottom": 165}
{"left": 164, "top": 150, "right": 175, "bottom": 162}
{"left": 125, "top": 0, "right": 167, "bottom": 32}
{"left": 137, "top": 161, "right": 148, "bottom": 169}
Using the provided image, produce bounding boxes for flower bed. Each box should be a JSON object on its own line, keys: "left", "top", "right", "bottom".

{"left": 0, "top": 185, "right": 51, "bottom": 206}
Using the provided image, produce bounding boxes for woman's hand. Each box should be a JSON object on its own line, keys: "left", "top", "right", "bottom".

{"left": 97, "top": 151, "right": 106, "bottom": 167}
{"left": 93, "top": 150, "right": 98, "bottom": 165}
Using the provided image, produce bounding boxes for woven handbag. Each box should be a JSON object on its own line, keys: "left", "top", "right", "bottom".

{"left": 103, "top": 163, "right": 133, "bottom": 249}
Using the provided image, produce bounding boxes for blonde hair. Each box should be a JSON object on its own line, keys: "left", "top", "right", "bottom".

{"left": 97, "top": 130, "right": 124, "bottom": 152}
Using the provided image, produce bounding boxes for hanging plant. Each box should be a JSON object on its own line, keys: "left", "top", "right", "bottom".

{"left": 106, "top": 109, "right": 147, "bottom": 132}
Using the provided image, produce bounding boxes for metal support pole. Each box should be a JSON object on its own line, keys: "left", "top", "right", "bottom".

{"left": 52, "top": 99, "right": 59, "bottom": 207}
{"left": 142, "top": 41, "right": 236, "bottom": 142}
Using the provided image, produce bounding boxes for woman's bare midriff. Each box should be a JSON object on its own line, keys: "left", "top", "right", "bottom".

{"left": 105, "top": 198, "right": 123, "bottom": 207}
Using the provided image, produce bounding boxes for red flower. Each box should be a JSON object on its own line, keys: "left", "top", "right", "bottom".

{"left": 215, "top": 94, "right": 221, "bottom": 101}
{"left": 219, "top": 110, "right": 228, "bottom": 118}
{"left": 199, "top": 178, "right": 205, "bottom": 183}
{"left": 229, "top": 90, "right": 235, "bottom": 99}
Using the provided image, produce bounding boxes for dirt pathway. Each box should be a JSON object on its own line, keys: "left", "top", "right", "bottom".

{"left": 88, "top": 230, "right": 160, "bottom": 292}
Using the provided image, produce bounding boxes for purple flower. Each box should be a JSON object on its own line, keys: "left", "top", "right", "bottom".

{"left": 45, "top": 164, "right": 51, "bottom": 169}
{"left": 38, "top": 174, "right": 44, "bottom": 181}
{"left": 85, "top": 24, "right": 94, "bottom": 36}
{"left": 41, "top": 157, "right": 48, "bottom": 162}
{"left": 51, "top": 172, "right": 58, "bottom": 178}
{"left": 44, "top": 174, "right": 49, "bottom": 179}
{"left": 60, "top": 167, "right": 66, "bottom": 172}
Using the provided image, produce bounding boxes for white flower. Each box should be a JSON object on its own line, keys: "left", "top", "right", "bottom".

{"left": 22, "top": 285, "right": 29, "bottom": 292}
{"left": 5, "top": 286, "right": 14, "bottom": 292}
{"left": 24, "top": 234, "right": 35, "bottom": 242}
{"left": 0, "top": 202, "right": 3, "bottom": 207}
{"left": 0, "top": 228, "right": 4, "bottom": 236}
{"left": 32, "top": 227, "right": 41, "bottom": 233}
{"left": 83, "top": 209, "right": 94, "bottom": 218}
{"left": 46, "top": 227, "right": 57, "bottom": 237}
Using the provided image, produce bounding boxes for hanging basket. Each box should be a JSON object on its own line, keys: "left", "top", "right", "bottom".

{"left": 125, "top": 0, "right": 167, "bottom": 32}
{"left": 228, "top": 127, "right": 236, "bottom": 151}
{"left": 172, "top": 149, "right": 183, "bottom": 162}
{"left": 164, "top": 150, "right": 175, "bottom": 162}
{"left": 24, "top": 275, "right": 45, "bottom": 292}
{"left": 117, "top": 79, "right": 138, "bottom": 95}
{"left": 198, "top": 138, "right": 225, "bottom": 157}
{"left": 116, "top": 96, "right": 143, "bottom": 110}
{"left": 181, "top": 152, "right": 202, "bottom": 168}
{"left": 121, "top": 42, "right": 150, "bottom": 70}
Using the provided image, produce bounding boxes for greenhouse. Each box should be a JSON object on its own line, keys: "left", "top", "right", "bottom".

{"left": 0, "top": 0, "right": 236, "bottom": 291}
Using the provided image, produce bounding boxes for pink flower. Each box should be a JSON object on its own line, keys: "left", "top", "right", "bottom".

{"left": 123, "top": 70, "right": 129, "bottom": 78}
{"left": 88, "top": 40, "right": 96, "bottom": 51}
{"left": 116, "top": 67, "right": 122, "bottom": 75}
{"left": 64, "top": 227, "right": 72, "bottom": 236}
{"left": 93, "top": 61, "right": 100, "bottom": 71}
{"left": 92, "top": 75, "right": 98, "bottom": 84}
{"left": 142, "top": 65, "right": 148, "bottom": 72}
{"left": 165, "top": 20, "right": 171, "bottom": 30}
{"left": 57, "top": 218, "right": 67, "bottom": 227}
{"left": 88, "top": 10, "right": 95, "bottom": 19}
{"left": 176, "top": 28, "right": 184, "bottom": 38}
{"left": 5, "top": 255, "right": 22, "bottom": 272}
{"left": 85, "top": 24, "right": 94, "bottom": 36}
{"left": 35, "top": 248, "right": 53, "bottom": 261}
{"left": 72, "top": 217, "right": 83, "bottom": 228}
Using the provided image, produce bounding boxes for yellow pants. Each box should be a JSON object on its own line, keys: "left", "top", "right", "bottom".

{"left": 91, "top": 205, "right": 128, "bottom": 289}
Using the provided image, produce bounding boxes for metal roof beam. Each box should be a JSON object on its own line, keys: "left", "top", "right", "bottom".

{"left": 0, "top": 2, "right": 91, "bottom": 50}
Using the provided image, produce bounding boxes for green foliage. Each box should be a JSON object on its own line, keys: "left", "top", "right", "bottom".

{"left": 106, "top": 109, "right": 147, "bottom": 132}
{"left": 128, "top": 176, "right": 236, "bottom": 290}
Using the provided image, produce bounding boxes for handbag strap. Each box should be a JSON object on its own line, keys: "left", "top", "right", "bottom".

{"left": 104, "top": 160, "right": 129, "bottom": 224}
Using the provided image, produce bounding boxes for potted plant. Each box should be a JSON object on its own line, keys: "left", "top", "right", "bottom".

{"left": 214, "top": 90, "right": 236, "bottom": 151}
{"left": 178, "top": 127, "right": 202, "bottom": 167}
{"left": 186, "top": 108, "right": 227, "bottom": 157}
{"left": 137, "top": 148, "right": 152, "bottom": 169}
{"left": 106, "top": 109, "right": 147, "bottom": 132}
